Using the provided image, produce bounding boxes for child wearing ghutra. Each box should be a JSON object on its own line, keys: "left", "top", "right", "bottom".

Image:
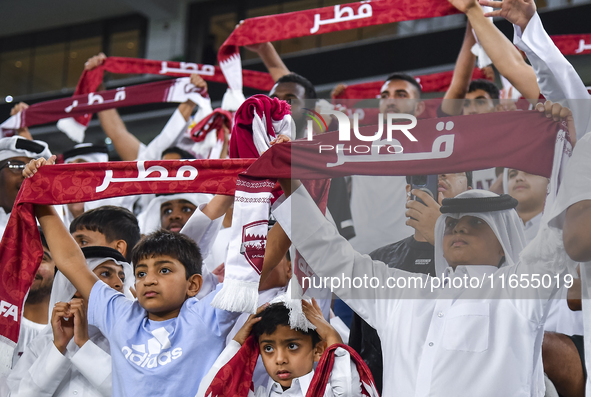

{"left": 272, "top": 182, "right": 572, "bottom": 397}
{"left": 8, "top": 246, "right": 133, "bottom": 397}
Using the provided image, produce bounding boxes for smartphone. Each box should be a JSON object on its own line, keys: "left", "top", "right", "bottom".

{"left": 410, "top": 175, "right": 439, "bottom": 205}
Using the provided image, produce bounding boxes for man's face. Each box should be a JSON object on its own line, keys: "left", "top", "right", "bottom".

{"left": 269, "top": 82, "right": 307, "bottom": 136}
{"left": 0, "top": 156, "right": 30, "bottom": 213}
{"left": 27, "top": 246, "right": 55, "bottom": 304}
{"left": 438, "top": 173, "right": 470, "bottom": 201}
{"left": 507, "top": 169, "right": 548, "bottom": 216}
{"left": 379, "top": 79, "right": 422, "bottom": 115}
{"left": 134, "top": 254, "right": 201, "bottom": 321}
{"left": 442, "top": 216, "right": 504, "bottom": 268}
{"left": 160, "top": 199, "right": 197, "bottom": 232}
{"left": 463, "top": 89, "right": 496, "bottom": 115}
{"left": 258, "top": 325, "right": 322, "bottom": 389}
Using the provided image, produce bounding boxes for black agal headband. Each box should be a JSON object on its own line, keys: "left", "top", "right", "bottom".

{"left": 440, "top": 194, "right": 518, "bottom": 214}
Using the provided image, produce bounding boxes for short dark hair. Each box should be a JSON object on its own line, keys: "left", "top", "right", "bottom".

{"left": 251, "top": 303, "right": 321, "bottom": 347}
{"left": 385, "top": 73, "right": 422, "bottom": 97}
{"left": 161, "top": 146, "right": 195, "bottom": 160}
{"left": 69, "top": 206, "right": 140, "bottom": 262}
{"left": 131, "top": 230, "right": 202, "bottom": 278}
{"left": 406, "top": 172, "right": 473, "bottom": 189}
{"left": 38, "top": 227, "right": 48, "bottom": 250}
{"left": 468, "top": 79, "right": 500, "bottom": 101}
{"left": 275, "top": 73, "right": 317, "bottom": 99}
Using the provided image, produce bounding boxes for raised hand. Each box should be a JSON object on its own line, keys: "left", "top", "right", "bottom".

{"left": 69, "top": 298, "right": 90, "bottom": 348}
{"left": 233, "top": 304, "right": 268, "bottom": 345}
{"left": 10, "top": 102, "right": 29, "bottom": 116}
{"left": 52, "top": 302, "right": 75, "bottom": 354}
{"left": 270, "top": 134, "right": 291, "bottom": 145}
{"left": 405, "top": 189, "right": 442, "bottom": 245}
{"left": 302, "top": 298, "right": 342, "bottom": 347}
{"left": 190, "top": 74, "right": 208, "bottom": 91}
{"left": 479, "top": 0, "right": 536, "bottom": 31}
{"left": 536, "top": 100, "right": 576, "bottom": 144}
{"left": 84, "top": 53, "right": 107, "bottom": 71}
{"left": 22, "top": 155, "right": 56, "bottom": 179}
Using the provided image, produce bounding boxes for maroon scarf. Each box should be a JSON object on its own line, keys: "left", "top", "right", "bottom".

{"left": 0, "top": 111, "right": 570, "bottom": 357}
{"left": 0, "top": 78, "right": 208, "bottom": 135}
{"left": 70, "top": 57, "right": 274, "bottom": 129}
{"left": 204, "top": 336, "right": 378, "bottom": 397}
{"left": 218, "top": 0, "right": 460, "bottom": 93}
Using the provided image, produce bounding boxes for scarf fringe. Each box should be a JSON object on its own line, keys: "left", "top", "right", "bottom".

{"left": 56, "top": 117, "right": 86, "bottom": 143}
{"left": 219, "top": 53, "right": 243, "bottom": 93}
{"left": 221, "top": 88, "right": 246, "bottom": 111}
{"left": 210, "top": 278, "right": 259, "bottom": 314}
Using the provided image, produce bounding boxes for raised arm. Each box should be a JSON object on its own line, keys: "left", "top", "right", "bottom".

{"left": 245, "top": 42, "right": 290, "bottom": 82}
{"left": 10, "top": 102, "right": 33, "bottom": 140}
{"left": 25, "top": 158, "right": 98, "bottom": 301}
{"left": 441, "top": 22, "right": 478, "bottom": 116}
{"left": 481, "top": 0, "right": 591, "bottom": 140}
{"left": 448, "top": 0, "right": 540, "bottom": 102}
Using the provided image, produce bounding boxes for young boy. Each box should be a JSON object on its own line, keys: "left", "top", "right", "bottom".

{"left": 26, "top": 155, "right": 242, "bottom": 396}
{"left": 69, "top": 205, "right": 141, "bottom": 262}
{"left": 8, "top": 246, "right": 131, "bottom": 397}
{"left": 198, "top": 298, "right": 363, "bottom": 396}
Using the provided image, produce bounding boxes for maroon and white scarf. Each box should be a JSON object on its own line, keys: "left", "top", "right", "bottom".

{"left": 185, "top": 108, "right": 234, "bottom": 159}
{"left": 211, "top": 95, "right": 295, "bottom": 313}
{"left": 203, "top": 335, "right": 379, "bottom": 397}
{"left": 61, "top": 57, "right": 274, "bottom": 139}
{"left": 0, "top": 78, "right": 210, "bottom": 142}
{"left": 217, "top": 0, "right": 461, "bottom": 97}
{"left": 0, "top": 110, "right": 571, "bottom": 374}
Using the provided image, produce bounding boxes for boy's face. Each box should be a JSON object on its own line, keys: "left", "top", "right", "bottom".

{"left": 94, "top": 260, "right": 125, "bottom": 293}
{"left": 259, "top": 325, "right": 323, "bottom": 389}
{"left": 73, "top": 227, "right": 111, "bottom": 248}
{"left": 442, "top": 215, "right": 504, "bottom": 268}
{"left": 72, "top": 227, "right": 127, "bottom": 258}
{"left": 160, "top": 199, "right": 197, "bottom": 232}
{"left": 134, "top": 255, "right": 202, "bottom": 321}
{"left": 74, "top": 260, "right": 124, "bottom": 298}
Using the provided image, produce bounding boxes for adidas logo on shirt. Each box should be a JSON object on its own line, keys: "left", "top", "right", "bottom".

{"left": 415, "top": 259, "right": 431, "bottom": 266}
{"left": 121, "top": 327, "right": 182, "bottom": 368}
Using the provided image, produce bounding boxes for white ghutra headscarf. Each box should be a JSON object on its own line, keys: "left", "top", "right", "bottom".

{"left": 433, "top": 189, "right": 527, "bottom": 277}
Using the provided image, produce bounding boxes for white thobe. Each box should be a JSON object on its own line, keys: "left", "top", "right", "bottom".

{"left": 8, "top": 327, "right": 111, "bottom": 397}
{"left": 273, "top": 185, "right": 566, "bottom": 397}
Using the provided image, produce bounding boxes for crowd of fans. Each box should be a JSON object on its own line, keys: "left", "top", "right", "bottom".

{"left": 0, "top": 0, "right": 590, "bottom": 395}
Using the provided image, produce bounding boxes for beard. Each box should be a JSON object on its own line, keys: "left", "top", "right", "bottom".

{"left": 26, "top": 281, "right": 53, "bottom": 304}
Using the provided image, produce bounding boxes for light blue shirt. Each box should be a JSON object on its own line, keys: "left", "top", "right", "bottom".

{"left": 88, "top": 281, "right": 239, "bottom": 397}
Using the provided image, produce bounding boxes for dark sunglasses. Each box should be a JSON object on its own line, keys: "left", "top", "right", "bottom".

{"left": 0, "top": 160, "right": 27, "bottom": 174}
